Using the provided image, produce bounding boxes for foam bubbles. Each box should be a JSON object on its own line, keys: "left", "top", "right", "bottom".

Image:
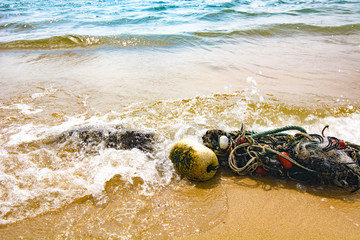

{"left": 30, "top": 86, "right": 58, "bottom": 99}
{"left": 0, "top": 137, "right": 174, "bottom": 224}
{"left": 315, "top": 114, "right": 360, "bottom": 144}
{"left": 0, "top": 113, "right": 176, "bottom": 224}
{"left": 87, "top": 148, "right": 166, "bottom": 196}
{"left": 1, "top": 88, "right": 359, "bottom": 226}
{"left": 13, "top": 103, "right": 43, "bottom": 115}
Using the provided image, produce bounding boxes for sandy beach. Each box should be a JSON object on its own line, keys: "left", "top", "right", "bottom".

{"left": 1, "top": 172, "right": 360, "bottom": 239}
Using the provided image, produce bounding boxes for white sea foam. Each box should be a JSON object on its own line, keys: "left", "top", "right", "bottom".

{"left": 0, "top": 110, "right": 178, "bottom": 224}
{"left": 6, "top": 116, "right": 86, "bottom": 146}
{"left": 0, "top": 140, "right": 174, "bottom": 224}
{"left": 248, "top": 113, "right": 360, "bottom": 144}
{"left": 31, "top": 86, "right": 58, "bottom": 99}
{"left": 309, "top": 114, "right": 360, "bottom": 144}
{"left": 5, "top": 114, "right": 128, "bottom": 146}
{"left": 87, "top": 148, "right": 168, "bottom": 196}
{"left": 1, "top": 88, "right": 359, "bottom": 225}
{"left": 7, "top": 123, "right": 40, "bottom": 145}
{"left": 13, "top": 103, "right": 43, "bottom": 115}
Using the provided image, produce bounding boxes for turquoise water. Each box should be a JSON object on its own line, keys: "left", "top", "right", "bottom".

{"left": 1, "top": 0, "right": 360, "bottom": 49}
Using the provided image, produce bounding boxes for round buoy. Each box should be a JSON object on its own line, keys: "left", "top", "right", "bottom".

{"left": 278, "top": 152, "right": 293, "bottom": 169}
{"left": 219, "top": 135, "right": 229, "bottom": 149}
{"left": 169, "top": 139, "right": 219, "bottom": 181}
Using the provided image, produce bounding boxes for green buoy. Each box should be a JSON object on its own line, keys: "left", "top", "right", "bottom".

{"left": 169, "top": 139, "right": 219, "bottom": 181}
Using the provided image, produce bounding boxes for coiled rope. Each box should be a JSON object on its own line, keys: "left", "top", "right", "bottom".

{"left": 202, "top": 125, "right": 360, "bottom": 191}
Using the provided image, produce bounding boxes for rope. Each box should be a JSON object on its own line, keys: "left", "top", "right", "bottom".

{"left": 251, "top": 125, "right": 307, "bottom": 138}
{"left": 228, "top": 143, "right": 261, "bottom": 175}
{"left": 202, "top": 125, "right": 360, "bottom": 191}
{"left": 228, "top": 143, "right": 316, "bottom": 174}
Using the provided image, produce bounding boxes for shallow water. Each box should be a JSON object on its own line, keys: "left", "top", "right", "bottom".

{"left": 1, "top": 0, "right": 360, "bottom": 239}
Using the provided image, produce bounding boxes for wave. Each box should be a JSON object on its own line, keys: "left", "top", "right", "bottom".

{"left": 200, "top": 8, "right": 301, "bottom": 21}
{"left": 0, "top": 34, "right": 189, "bottom": 50}
{"left": 1, "top": 23, "right": 359, "bottom": 50}
{"left": 193, "top": 23, "right": 360, "bottom": 38}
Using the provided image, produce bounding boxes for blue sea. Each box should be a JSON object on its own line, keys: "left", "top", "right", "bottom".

{"left": 1, "top": 0, "right": 360, "bottom": 49}
{"left": 1, "top": 1, "right": 360, "bottom": 239}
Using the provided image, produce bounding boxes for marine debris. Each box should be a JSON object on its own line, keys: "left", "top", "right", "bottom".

{"left": 169, "top": 139, "right": 219, "bottom": 181}
{"left": 54, "top": 124, "right": 360, "bottom": 191}
{"left": 202, "top": 125, "right": 360, "bottom": 191}
{"left": 55, "top": 126, "right": 155, "bottom": 152}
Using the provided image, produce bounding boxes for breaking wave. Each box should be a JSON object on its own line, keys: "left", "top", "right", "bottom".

{"left": 1, "top": 24, "right": 359, "bottom": 50}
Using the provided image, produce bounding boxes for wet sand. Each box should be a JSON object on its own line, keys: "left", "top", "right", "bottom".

{"left": 1, "top": 174, "right": 360, "bottom": 239}
{"left": 187, "top": 178, "right": 360, "bottom": 240}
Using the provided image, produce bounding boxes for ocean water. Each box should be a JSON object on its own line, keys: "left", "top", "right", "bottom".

{"left": 1, "top": 0, "right": 360, "bottom": 239}
{"left": 1, "top": 0, "right": 360, "bottom": 49}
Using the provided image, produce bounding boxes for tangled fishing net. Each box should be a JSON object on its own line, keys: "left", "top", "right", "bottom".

{"left": 202, "top": 125, "right": 360, "bottom": 191}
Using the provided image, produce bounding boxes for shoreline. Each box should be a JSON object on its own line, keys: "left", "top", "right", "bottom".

{"left": 1, "top": 35, "right": 360, "bottom": 108}
{"left": 1, "top": 175, "right": 360, "bottom": 239}
{"left": 1, "top": 33, "right": 359, "bottom": 239}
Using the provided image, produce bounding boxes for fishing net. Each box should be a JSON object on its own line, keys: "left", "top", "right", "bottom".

{"left": 202, "top": 125, "right": 360, "bottom": 191}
